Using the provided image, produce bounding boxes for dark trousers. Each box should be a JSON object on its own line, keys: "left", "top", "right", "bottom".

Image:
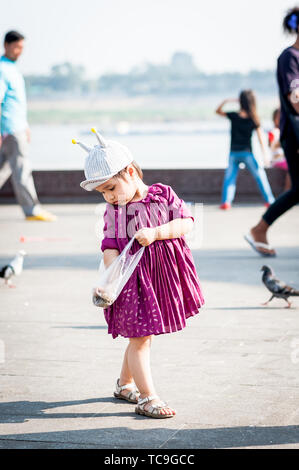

{"left": 263, "top": 124, "right": 299, "bottom": 226}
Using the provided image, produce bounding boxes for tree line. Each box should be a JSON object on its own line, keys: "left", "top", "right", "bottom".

{"left": 25, "top": 52, "right": 277, "bottom": 97}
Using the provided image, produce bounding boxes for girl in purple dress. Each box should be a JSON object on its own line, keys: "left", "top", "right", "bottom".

{"left": 74, "top": 129, "right": 204, "bottom": 419}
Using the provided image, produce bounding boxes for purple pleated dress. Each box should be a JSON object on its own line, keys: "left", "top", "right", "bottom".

{"left": 100, "top": 183, "right": 205, "bottom": 339}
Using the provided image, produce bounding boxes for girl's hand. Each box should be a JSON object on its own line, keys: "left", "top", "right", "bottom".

{"left": 224, "top": 98, "right": 238, "bottom": 103}
{"left": 135, "top": 227, "right": 157, "bottom": 246}
{"left": 93, "top": 287, "right": 104, "bottom": 296}
{"left": 216, "top": 98, "right": 238, "bottom": 116}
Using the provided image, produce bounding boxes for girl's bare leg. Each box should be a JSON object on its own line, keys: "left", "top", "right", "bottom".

{"left": 119, "top": 336, "right": 154, "bottom": 395}
{"left": 124, "top": 336, "right": 175, "bottom": 416}
{"left": 127, "top": 336, "right": 155, "bottom": 397}
{"left": 119, "top": 343, "right": 134, "bottom": 388}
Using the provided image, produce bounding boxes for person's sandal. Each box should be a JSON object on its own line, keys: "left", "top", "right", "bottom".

{"left": 135, "top": 395, "right": 176, "bottom": 419}
{"left": 113, "top": 379, "right": 140, "bottom": 404}
{"left": 244, "top": 233, "right": 276, "bottom": 257}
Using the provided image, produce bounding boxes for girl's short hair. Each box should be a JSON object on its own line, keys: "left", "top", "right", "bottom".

{"left": 283, "top": 7, "right": 299, "bottom": 34}
{"left": 115, "top": 160, "right": 143, "bottom": 181}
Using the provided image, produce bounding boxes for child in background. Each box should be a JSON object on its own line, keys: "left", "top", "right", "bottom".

{"left": 268, "top": 109, "right": 291, "bottom": 192}
{"left": 216, "top": 90, "right": 275, "bottom": 209}
{"left": 73, "top": 129, "right": 204, "bottom": 419}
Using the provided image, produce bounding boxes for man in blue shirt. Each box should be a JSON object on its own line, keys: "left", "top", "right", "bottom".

{"left": 0, "top": 30, "right": 56, "bottom": 221}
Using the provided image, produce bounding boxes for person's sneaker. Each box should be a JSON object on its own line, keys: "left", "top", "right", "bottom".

{"left": 219, "top": 202, "right": 231, "bottom": 210}
{"left": 26, "top": 210, "right": 57, "bottom": 222}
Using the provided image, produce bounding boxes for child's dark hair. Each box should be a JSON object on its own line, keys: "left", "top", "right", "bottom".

{"left": 239, "top": 89, "right": 260, "bottom": 127}
{"left": 4, "top": 30, "right": 25, "bottom": 44}
{"left": 283, "top": 6, "right": 299, "bottom": 34}
{"left": 115, "top": 161, "right": 143, "bottom": 180}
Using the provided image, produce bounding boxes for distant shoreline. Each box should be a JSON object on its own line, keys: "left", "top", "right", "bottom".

{"left": 27, "top": 94, "right": 279, "bottom": 125}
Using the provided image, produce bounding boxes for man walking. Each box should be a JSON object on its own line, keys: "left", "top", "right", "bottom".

{"left": 0, "top": 30, "right": 56, "bottom": 221}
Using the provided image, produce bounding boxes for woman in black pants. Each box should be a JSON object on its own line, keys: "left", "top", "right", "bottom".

{"left": 246, "top": 6, "right": 299, "bottom": 257}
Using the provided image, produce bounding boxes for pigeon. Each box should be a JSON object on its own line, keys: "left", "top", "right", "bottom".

{"left": 0, "top": 250, "right": 26, "bottom": 287}
{"left": 261, "top": 265, "right": 299, "bottom": 308}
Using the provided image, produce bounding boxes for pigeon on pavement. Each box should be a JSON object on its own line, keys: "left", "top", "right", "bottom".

{"left": 0, "top": 250, "right": 26, "bottom": 287}
{"left": 261, "top": 265, "right": 299, "bottom": 308}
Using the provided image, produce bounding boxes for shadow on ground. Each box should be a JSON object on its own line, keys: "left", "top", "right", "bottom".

{"left": 0, "top": 399, "right": 299, "bottom": 448}
{"left": 0, "top": 398, "right": 131, "bottom": 424}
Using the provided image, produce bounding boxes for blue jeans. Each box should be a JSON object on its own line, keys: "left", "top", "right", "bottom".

{"left": 221, "top": 151, "right": 275, "bottom": 204}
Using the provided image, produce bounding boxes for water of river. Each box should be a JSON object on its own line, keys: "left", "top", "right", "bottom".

{"left": 28, "top": 121, "right": 272, "bottom": 170}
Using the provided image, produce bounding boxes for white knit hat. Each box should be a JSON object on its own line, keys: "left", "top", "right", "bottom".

{"left": 73, "top": 128, "right": 134, "bottom": 191}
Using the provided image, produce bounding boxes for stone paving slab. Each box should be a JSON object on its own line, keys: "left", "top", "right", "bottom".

{"left": 0, "top": 203, "right": 299, "bottom": 449}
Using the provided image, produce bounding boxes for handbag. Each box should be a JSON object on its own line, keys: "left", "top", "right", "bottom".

{"left": 280, "top": 91, "right": 299, "bottom": 145}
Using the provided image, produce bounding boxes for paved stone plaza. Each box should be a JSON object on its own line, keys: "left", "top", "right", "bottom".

{"left": 0, "top": 202, "right": 299, "bottom": 449}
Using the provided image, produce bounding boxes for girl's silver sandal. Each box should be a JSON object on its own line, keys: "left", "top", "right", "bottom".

{"left": 113, "top": 379, "right": 140, "bottom": 404}
{"left": 135, "top": 395, "right": 175, "bottom": 419}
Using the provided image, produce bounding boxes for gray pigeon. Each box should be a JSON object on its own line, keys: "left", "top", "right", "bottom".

{"left": 261, "top": 265, "right": 299, "bottom": 308}
{"left": 0, "top": 250, "right": 26, "bottom": 287}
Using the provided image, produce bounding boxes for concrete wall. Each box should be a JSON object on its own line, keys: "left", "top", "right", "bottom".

{"left": 0, "top": 168, "right": 286, "bottom": 204}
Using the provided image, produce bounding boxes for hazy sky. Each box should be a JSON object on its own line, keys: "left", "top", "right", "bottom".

{"left": 0, "top": 0, "right": 296, "bottom": 77}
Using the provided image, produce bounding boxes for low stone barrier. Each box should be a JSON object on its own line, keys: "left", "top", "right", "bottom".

{"left": 0, "top": 168, "right": 286, "bottom": 203}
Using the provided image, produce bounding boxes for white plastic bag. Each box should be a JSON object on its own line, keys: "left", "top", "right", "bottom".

{"left": 92, "top": 236, "right": 145, "bottom": 308}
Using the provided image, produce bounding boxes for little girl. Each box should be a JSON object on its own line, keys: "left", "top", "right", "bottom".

{"left": 73, "top": 129, "right": 204, "bottom": 419}
{"left": 216, "top": 90, "right": 275, "bottom": 209}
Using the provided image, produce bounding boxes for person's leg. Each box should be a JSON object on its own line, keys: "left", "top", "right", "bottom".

{"left": 126, "top": 336, "right": 156, "bottom": 397}
{"left": 249, "top": 125, "right": 299, "bottom": 255}
{"left": 284, "top": 171, "right": 292, "bottom": 192}
{"left": 4, "top": 133, "right": 56, "bottom": 220}
{"left": 4, "top": 133, "right": 41, "bottom": 216}
{"left": 119, "top": 342, "right": 134, "bottom": 386}
{"left": 126, "top": 336, "right": 175, "bottom": 416}
{"left": 221, "top": 153, "right": 239, "bottom": 204}
{"left": 114, "top": 343, "right": 140, "bottom": 402}
{"left": 118, "top": 337, "right": 153, "bottom": 397}
{"left": 261, "top": 127, "right": 299, "bottom": 224}
{"left": 118, "top": 342, "right": 135, "bottom": 396}
{"left": 0, "top": 141, "right": 13, "bottom": 188}
{"left": 244, "top": 153, "right": 275, "bottom": 204}
{"left": 249, "top": 219, "right": 275, "bottom": 255}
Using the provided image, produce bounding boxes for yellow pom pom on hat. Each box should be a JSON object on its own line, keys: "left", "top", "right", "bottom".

{"left": 72, "top": 128, "right": 134, "bottom": 191}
